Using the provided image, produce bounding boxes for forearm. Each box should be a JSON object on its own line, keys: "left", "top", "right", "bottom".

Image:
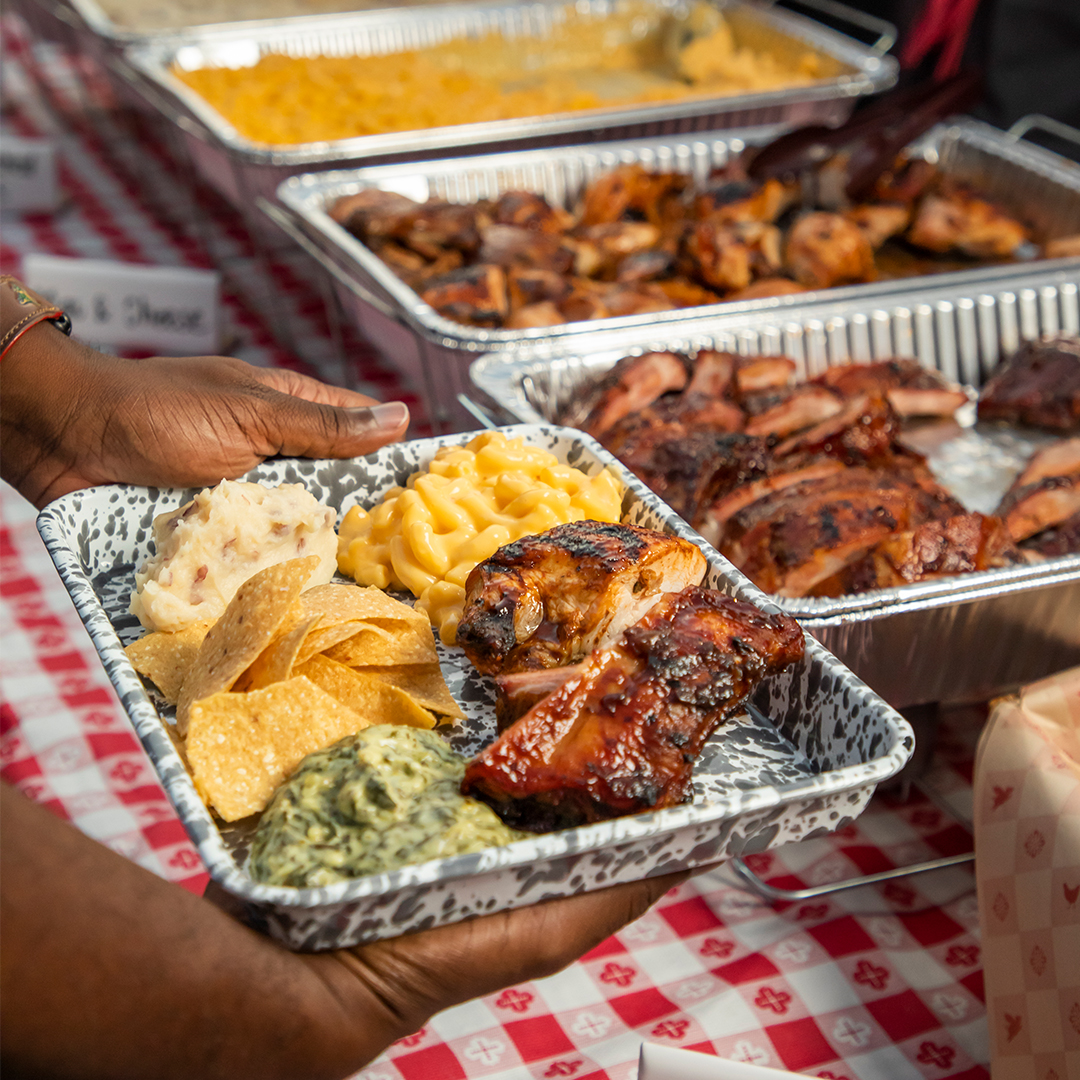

{"left": 1, "top": 783, "right": 686, "bottom": 1079}
{"left": 0, "top": 783, "right": 398, "bottom": 1080}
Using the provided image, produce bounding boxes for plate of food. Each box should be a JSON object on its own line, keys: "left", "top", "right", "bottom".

{"left": 37, "top": 424, "right": 912, "bottom": 949}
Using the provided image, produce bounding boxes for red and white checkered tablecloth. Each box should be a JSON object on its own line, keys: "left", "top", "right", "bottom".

{"left": 0, "top": 18, "right": 992, "bottom": 1078}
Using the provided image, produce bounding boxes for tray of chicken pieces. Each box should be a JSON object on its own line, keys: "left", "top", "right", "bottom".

{"left": 472, "top": 322, "right": 1080, "bottom": 707}
{"left": 37, "top": 425, "right": 912, "bottom": 949}
{"left": 274, "top": 109, "right": 1080, "bottom": 427}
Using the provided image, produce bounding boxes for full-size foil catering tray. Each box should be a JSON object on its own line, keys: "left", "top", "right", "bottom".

{"left": 273, "top": 117, "right": 1080, "bottom": 430}
{"left": 470, "top": 279, "right": 1080, "bottom": 709}
{"left": 37, "top": 425, "right": 912, "bottom": 950}
{"left": 115, "top": 0, "right": 896, "bottom": 207}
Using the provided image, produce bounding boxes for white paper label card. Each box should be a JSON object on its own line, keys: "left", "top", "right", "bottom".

{"left": 22, "top": 254, "right": 221, "bottom": 355}
{"left": 0, "top": 135, "right": 60, "bottom": 213}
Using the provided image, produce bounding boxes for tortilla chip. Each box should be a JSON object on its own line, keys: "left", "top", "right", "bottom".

{"left": 294, "top": 620, "right": 369, "bottom": 666}
{"left": 296, "top": 655, "right": 437, "bottom": 730}
{"left": 176, "top": 556, "right": 319, "bottom": 735}
{"left": 301, "top": 583, "right": 427, "bottom": 627}
{"left": 125, "top": 620, "right": 214, "bottom": 704}
{"left": 323, "top": 620, "right": 438, "bottom": 668}
{"left": 186, "top": 676, "right": 368, "bottom": 821}
{"left": 233, "top": 614, "right": 322, "bottom": 693}
{"left": 357, "top": 663, "right": 465, "bottom": 720}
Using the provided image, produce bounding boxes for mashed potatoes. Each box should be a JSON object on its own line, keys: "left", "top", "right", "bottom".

{"left": 130, "top": 480, "right": 338, "bottom": 632}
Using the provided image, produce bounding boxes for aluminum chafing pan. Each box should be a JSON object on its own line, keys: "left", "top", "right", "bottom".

{"left": 116, "top": 0, "right": 896, "bottom": 206}
{"left": 37, "top": 425, "right": 912, "bottom": 949}
{"left": 470, "top": 275, "right": 1080, "bottom": 709}
{"left": 273, "top": 117, "right": 1080, "bottom": 429}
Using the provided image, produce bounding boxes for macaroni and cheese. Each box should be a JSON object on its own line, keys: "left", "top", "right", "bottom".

{"left": 172, "top": 3, "right": 825, "bottom": 145}
{"left": 337, "top": 432, "right": 623, "bottom": 643}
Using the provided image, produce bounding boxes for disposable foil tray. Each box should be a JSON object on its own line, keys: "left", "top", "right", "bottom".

{"left": 274, "top": 117, "right": 1080, "bottom": 430}
{"left": 116, "top": 0, "right": 896, "bottom": 207}
{"left": 37, "top": 425, "right": 912, "bottom": 949}
{"left": 470, "top": 277, "right": 1080, "bottom": 708}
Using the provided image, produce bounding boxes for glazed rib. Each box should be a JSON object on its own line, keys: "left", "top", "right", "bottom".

{"left": 978, "top": 338, "right": 1080, "bottom": 432}
{"left": 456, "top": 521, "right": 707, "bottom": 677}
{"left": 462, "top": 587, "right": 805, "bottom": 832}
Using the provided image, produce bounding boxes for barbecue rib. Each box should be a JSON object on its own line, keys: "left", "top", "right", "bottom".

{"left": 978, "top": 338, "right": 1080, "bottom": 431}
{"left": 995, "top": 437, "right": 1080, "bottom": 542}
{"left": 462, "top": 587, "right": 805, "bottom": 831}
{"left": 456, "top": 521, "right": 707, "bottom": 678}
{"left": 561, "top": 351, "right": 690, "bottom": 438}
{"left": 719, "top": 465, "right": 964, "bottom": 596}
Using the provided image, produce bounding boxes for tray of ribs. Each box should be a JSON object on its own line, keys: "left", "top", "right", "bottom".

{"left": 471, "top": 334, "right": 1080, "bottom": 708}
{"left": 273, "top": 113, "right": 1080, "bottom": 429}
{"left": 38, "top": 424, "right": 912, "bottom": 947}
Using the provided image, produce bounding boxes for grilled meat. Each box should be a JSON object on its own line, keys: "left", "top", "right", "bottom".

{"left": 815, "top": 359, "right": 969, "bottom": 418}
{"left": 978, "top": 337, "right": 1080, "bottom": 431}
{"left": 420, "top": 264, "right": 507, "bottom": 326}
{"left": 906, "top": 185, "right": 1028, "bottom": 259}
{"left": 811, "top": 512, "right": 1022, "bottom": 595}
{"left": 1022, "top": 510, "right": 1080, "bottom": 557}
{"left": 844, "top": 203, "right": 911, "bottom": 250}
{"left": 785, "top": 212, "right": 876, "bottom": 289}
{"left": 456, "top": 521, "right": 707, "bottom": 677}
{"left": 719, "top": 465, "right": 963, "bottom": 596}
{"left": 462, "top": 587, "right": 804, "bottom": 831}
{"left": 560, "top": 351, "right": 690, "bottom": 437}
{"left": 995, "top": 437, "right": 1080, "bottom": 542}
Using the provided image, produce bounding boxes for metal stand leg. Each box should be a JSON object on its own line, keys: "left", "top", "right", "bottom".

{"left": 729, "top": 851, "right": 974, "bottom": 901}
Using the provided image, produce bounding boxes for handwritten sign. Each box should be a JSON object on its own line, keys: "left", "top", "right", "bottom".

{"left": 22, "top": 254, "right": 221, "bottom": 355}
{"left": 0, "top": 135, "right": 60, "bottom": 213}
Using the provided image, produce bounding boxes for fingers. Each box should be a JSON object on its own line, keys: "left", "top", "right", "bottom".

{"left": 332, "top": 870, "right": 689, "bottom": 1035}
{"left": 252, "top": 367, "right": 383, "bottom": 411}
{"left": 244, "top": 367, "right": 411, "bottom": 458}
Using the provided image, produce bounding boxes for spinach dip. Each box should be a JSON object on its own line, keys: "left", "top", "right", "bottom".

{"left": 249, "top": 725, "right": 527, "bottom": 886}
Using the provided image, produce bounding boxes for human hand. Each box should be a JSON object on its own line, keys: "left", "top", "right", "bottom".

{"left": 316, "top": 871, "right": 690, "bottom": 1055}
{"left": 0, "top": 324, "right": 409, "bottom": 508}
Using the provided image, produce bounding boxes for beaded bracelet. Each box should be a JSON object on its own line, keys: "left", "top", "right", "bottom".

{"left": 1, "top": 275, "right": 73, "bottom": 360}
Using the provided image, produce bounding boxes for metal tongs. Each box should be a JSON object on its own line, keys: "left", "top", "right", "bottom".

{"left": 746, "top": 71, "right": 983, "bottom": 204}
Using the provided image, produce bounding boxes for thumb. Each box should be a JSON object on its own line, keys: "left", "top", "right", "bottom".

{"left": 265, "top": 397, "right": 411, "bottom": 459}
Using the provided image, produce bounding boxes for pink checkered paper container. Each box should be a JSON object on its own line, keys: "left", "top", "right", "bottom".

{"left": 974, "top": 665, "right": 1080, "bottom": 1079}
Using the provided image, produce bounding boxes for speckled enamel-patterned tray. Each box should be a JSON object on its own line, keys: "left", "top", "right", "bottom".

{"left": 36, "top": 425, "right": 913, "bottom": 950}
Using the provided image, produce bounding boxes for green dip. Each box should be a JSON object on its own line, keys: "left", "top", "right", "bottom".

{"left": 249, "top": 725, "right": 528, "bottom": 887}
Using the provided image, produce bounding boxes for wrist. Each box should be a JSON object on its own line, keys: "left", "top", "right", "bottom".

{"left": 1, "top": 275, "right": 72, "bottom": 359}
{"left": 0, "top": 318, "right": 105, "bottom": 507}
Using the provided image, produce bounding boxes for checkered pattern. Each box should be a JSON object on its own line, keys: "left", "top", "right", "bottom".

{"left": 1, "top": 17, "right": 995, "bottom": 1078}
{"left": 974, "top": 670, "right": 1080, "bottom": 1080}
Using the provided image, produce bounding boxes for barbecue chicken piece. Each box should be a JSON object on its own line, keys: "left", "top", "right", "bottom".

{"left": 462, "top": 587, "right": 805, "bottom": 831}
{"left": 577, "top": 164, "right": 688, "bottom": 228}
{"left": 331, "top": 188, "right": 419, "bottom": 238}
{"left": 810, "top": 511, "right": 1023, "bottom": 596}
{"left": 492, "top": 191, "right": 574, "bottom": 234}
{"left": 719, "top": 465, "right": 964, "bottom": 596}
{"left": 456, "top": 521, "right": 707, "bottom": 678}
{"left": 420, "top": 264, "right": 508, "bottom": 327}
{"left": 785, "top": 212, "right": 876, "bottom": 289}
{"left": 995, "top": 437, "right": 1080, "bottom": 542}
{"left": 906, "top": 185, "right": 1029, "bottom": 259}
{"left": 694, "top": 176, "right": 796, "bottom": 225}
{"left": 844, "top": 203, "right": 912, "bottom": 250}
{"left": 478, "top": 224, "right": 574, "bottom": 274}
{"left": 560, "top": 351, "right": 690, "bottom": 437}
{"left": 727, "top": 278, "right": 807, "bottom": 301}
{"left": 978, "top": 337, "right": 1080, "bottom": 431}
